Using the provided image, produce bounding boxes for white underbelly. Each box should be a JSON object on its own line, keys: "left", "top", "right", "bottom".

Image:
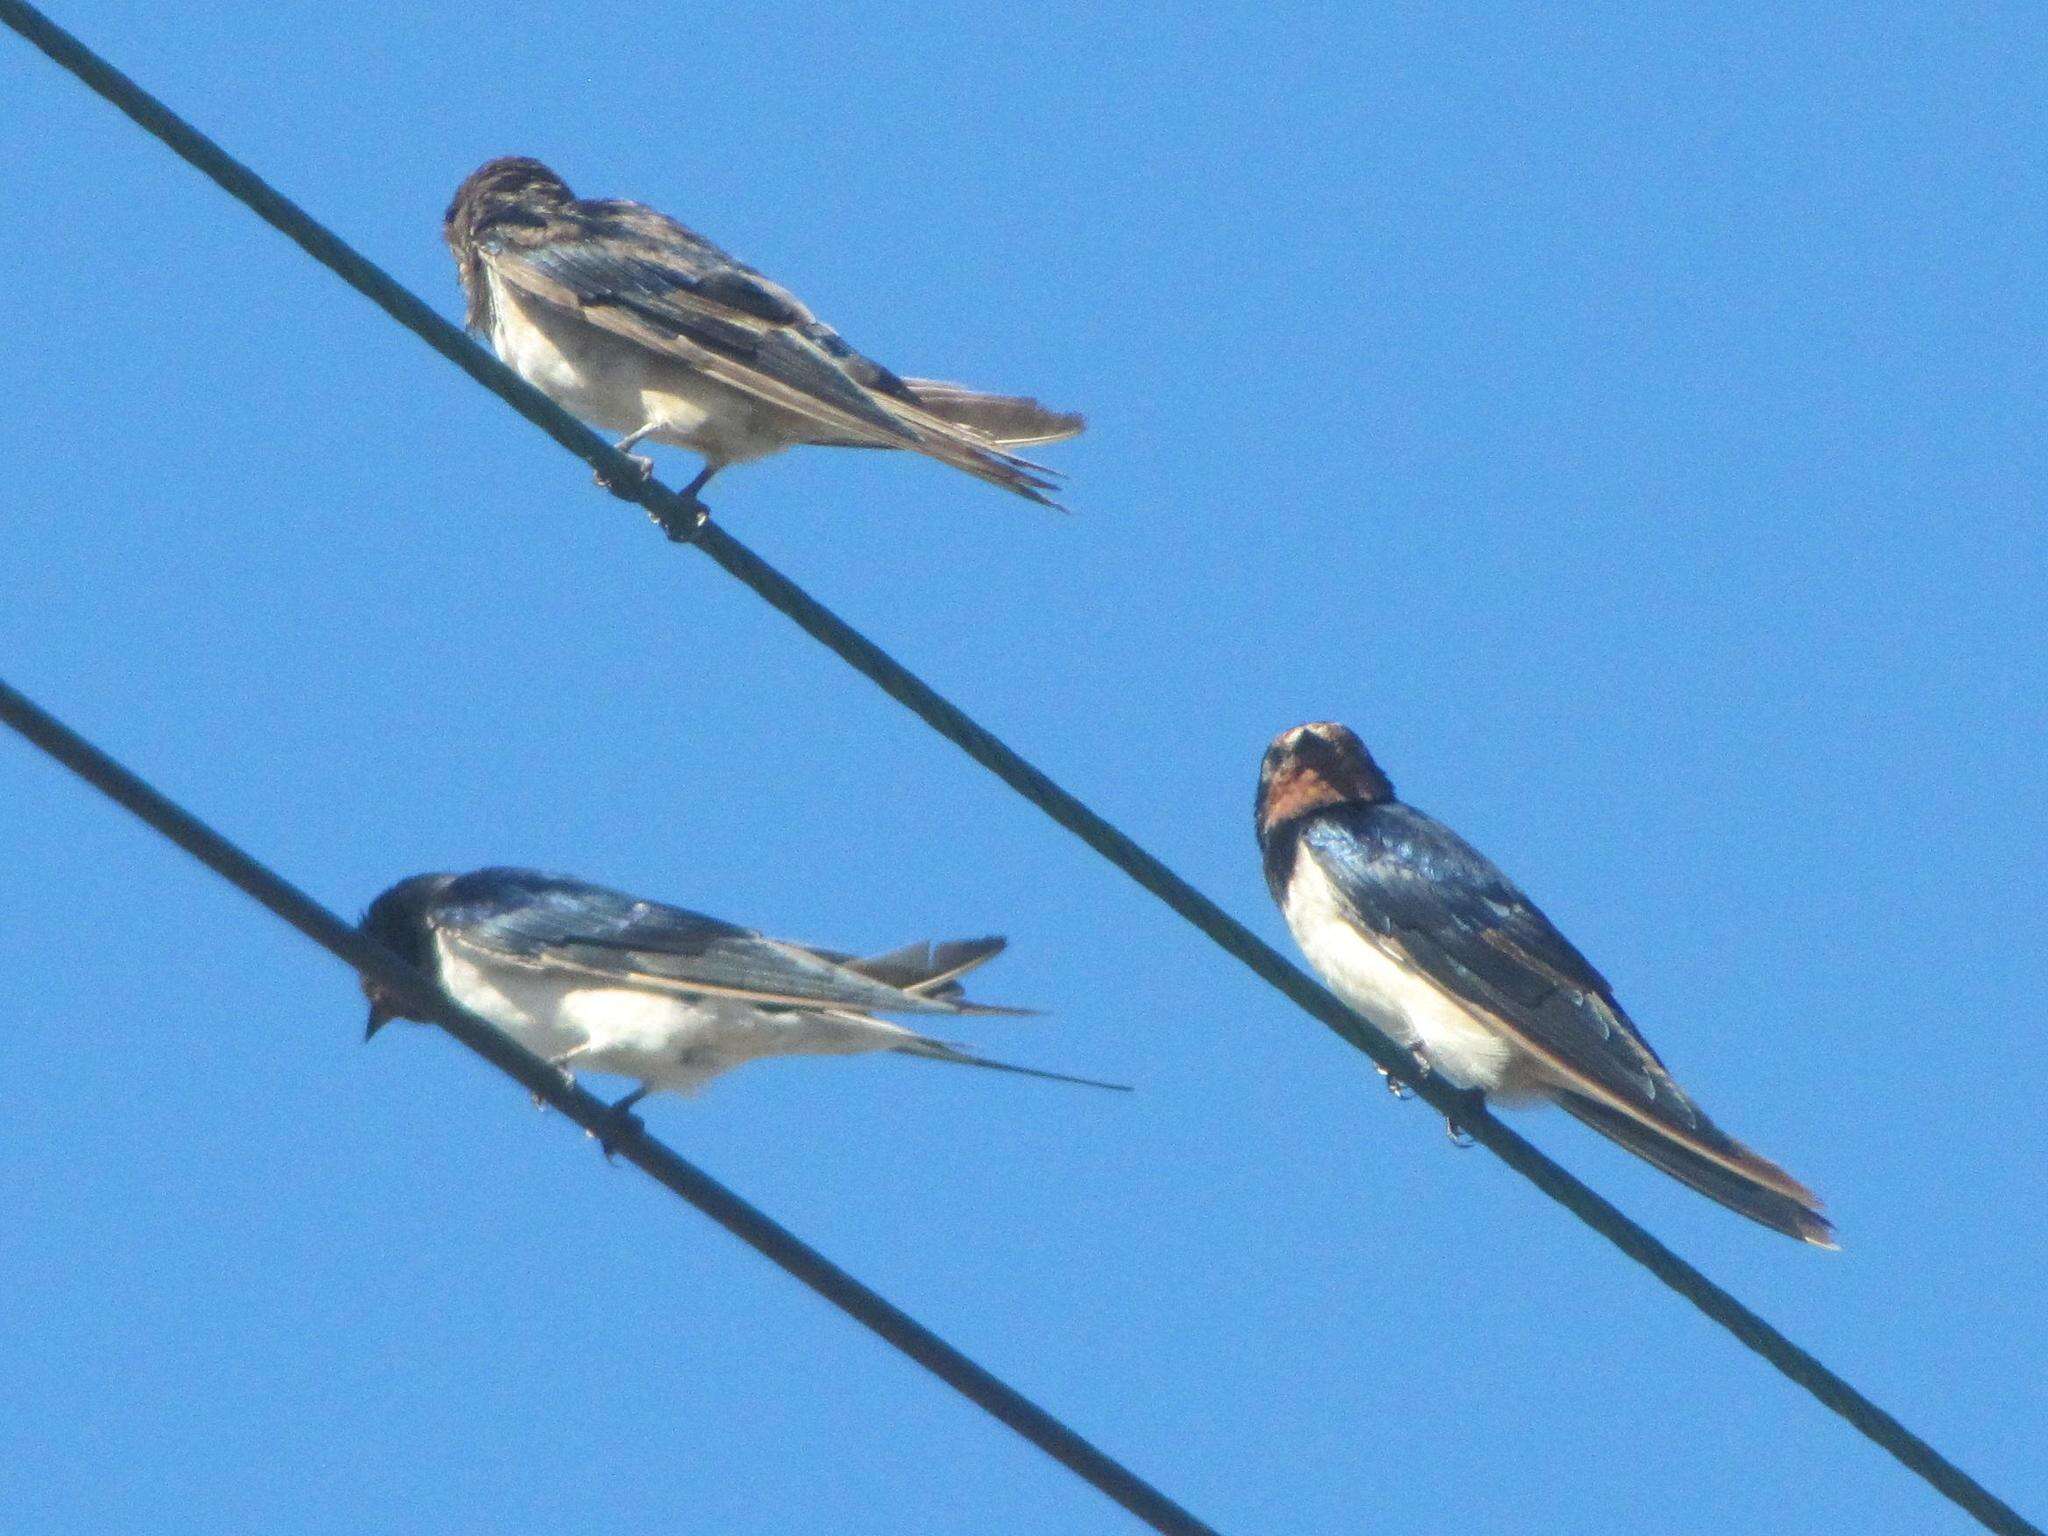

{"left": 563, "top": 992, "right": 923, "bottom": 1094}
{"left": 1285, "top": 854, "right": 1529, "bottom": 1096}
{"left": 433, "top": 936, "right": 916, "bottom": 1096}
{"left": 435, "top": 938, "right": 588, "bottom": 1060}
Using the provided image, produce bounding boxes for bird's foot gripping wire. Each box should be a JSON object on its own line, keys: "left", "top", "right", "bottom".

{"left": 591, "top": 445, "right": 715, "bottom": 542}
{"left": 533, "top": 1051, "right": 583, "bottom": 1109}
{"left": 645, "top": 462, "right": 719, "bottom": 543}
{"left": 593, "top": 451, "right": 655, "bottom": 497}
{"left": 1376, "top": 1043, "right": 1435, "bottom": 1101}
{"left": 587, "top": 1086, "right": 650, "bottom": 1161}
{"left": 646, "top": 497, "right": 710, "bottom": 545}
{"left": 1441, "top": 1088, "right": 1487, "bottom": 1149}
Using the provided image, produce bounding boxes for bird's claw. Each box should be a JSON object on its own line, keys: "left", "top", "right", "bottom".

{"left": 648, "top": 497, "right": 711, "bottom": 544}
{"left": 587, "top": 1089, "right": 649, "bottom": 1162}
{"left": 536, "top": 1056, "right": 579, "bottom": 1108}
{"left": 1442, "top": 1088, "right": 1486, "bottom": 1149}
{"left": 1376, "top": 1045, "right": 1432, "bottom": 1101}
{"left": 594, "top": 452, "right": 655, "bottom": 497}
{"left": 589, "top": 1109, "right": 642, "bottom": 1162}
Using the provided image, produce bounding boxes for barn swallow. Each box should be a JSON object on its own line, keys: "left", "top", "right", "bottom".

{"left": 444, "top": 157, "right": 1082, "bottom": 528}
{"left": 359, "top": 868, "right": 1125, "bottom": 1121}
{"left": 1255, "top": 723, "right": 1833, "bottom": 1246}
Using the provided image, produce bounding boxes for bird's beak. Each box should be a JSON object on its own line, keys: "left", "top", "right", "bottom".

{"left": 363, "top": 978, "right": 394, "bottom": 1041}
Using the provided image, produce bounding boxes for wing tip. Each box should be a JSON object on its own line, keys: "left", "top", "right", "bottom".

{"left": 1795, "top": 1213, "right": 1841, "bottom": 1250}
{"left": 1556, "top": 1091, "right": 1836, "bottom": 1248}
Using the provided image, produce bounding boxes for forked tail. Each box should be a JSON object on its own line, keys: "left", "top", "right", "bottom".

{"left": 897, "top": 1036, "right": 1132, "bottom": 1092}
{"left": 897, "top": 379, "right": 1086, "bottom": 448}
{"left": 1557, "top": 1092, "right": 1836, "bottom": 1247}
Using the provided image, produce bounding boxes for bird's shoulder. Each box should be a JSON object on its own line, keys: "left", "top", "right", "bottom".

{"left": 1301, "top": 803, "right": 1620, "bottom": 1005}
{"left": 485, "top": 196, "right": 817, "bottom": 330}
{"left": 1301, "top": 801, "right": 1513, "bottom": 902}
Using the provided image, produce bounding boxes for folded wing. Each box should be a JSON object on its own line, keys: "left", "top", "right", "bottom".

{"left": 432, "top": 868, "right": 982, "bottom": 1016}
{"left": 1302, "top": 806, "right": 1830, "bottom": 1238}
{"left": 481, "top": 201, "right": 1073, "bottom": 504}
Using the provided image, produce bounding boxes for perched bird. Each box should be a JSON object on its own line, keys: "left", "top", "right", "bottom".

{"left": 359, "top": 867, "right": 1124, "bottom": 1119}
{"left": 1255, "top": 723, "right": 1833, "bottom": 1246}
{"left": 443, "top": 156, "right": 1082, "bottom": 527}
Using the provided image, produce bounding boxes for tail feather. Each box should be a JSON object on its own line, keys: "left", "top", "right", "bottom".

{"left": 896, "top": 1037, "right": 1132, "bottom": 1092}
{"left": 795, "top": 377, "right": 1080, "bottom": 508}
{"left": 1557, "top": 1092, "right": 1836, "bottom": 1248}
{"left": 907, "top": 427, "right": 1071, "bottom": 510}
{"left": 813, "top": 936, "right": 1035, "bottom": 1016}
{"left": 845, "top": 936, "right": 1005, "bottom": 996}
{"left": 896, "top": 379, "right": 1086, "bottom": 447}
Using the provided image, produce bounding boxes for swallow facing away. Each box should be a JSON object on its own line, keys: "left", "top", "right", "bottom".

{"left": 359, "top": 868, "right": 1125, "bottom": 1129}
{"left": 444, "top": 157, "right": 1083, "bottom": 531}
{"left": 1255, "top": 723, "right": 1833, "bottom": 1246}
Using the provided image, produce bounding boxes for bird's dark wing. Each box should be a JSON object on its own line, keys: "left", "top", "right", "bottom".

{"left": 1301, "top": 805, "right": 1701, "bottom": 1115}
{"left": 431, "top": 868, "right": 962, "bottom": 1015}
{"left": 1301, "top": 806, "right": 1826, "bottom": 1226}
{"left": 481, "top": 201, "right": 917, "bottom": 445}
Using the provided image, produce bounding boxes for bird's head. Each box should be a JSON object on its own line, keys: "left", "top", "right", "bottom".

{"left": 443, "top": 156, "right": 575, "bottom": 326}
{"left": 357, "top": 873, "right": 456, "bottom": 1039}
{"left": 1255, "top": 721, "right": 1395, "bottom": 843}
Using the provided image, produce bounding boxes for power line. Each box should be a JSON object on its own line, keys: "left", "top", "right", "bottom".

{"left": 1, "top": 7, "right": 2037, "bottom": 1535}
{"left": 0, "top": 676, "right": 1223, "bottom": 1536}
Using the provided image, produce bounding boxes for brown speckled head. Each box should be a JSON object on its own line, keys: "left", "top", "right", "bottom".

{"left": 443, "top": 156, "right": 576, "bottom": 329}
{"left": 1255, "top": 722, "right": 1395, "bottom": 845}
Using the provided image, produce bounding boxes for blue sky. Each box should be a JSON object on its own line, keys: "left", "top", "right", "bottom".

{"left": 2, "top": 4, "right": 2042, "bottom": 1533}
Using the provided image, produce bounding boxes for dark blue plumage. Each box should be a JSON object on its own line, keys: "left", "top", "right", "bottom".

{"left": 1296, "top": 802, "right": 1671, "bottom": 1112}
{"left": 377, "top": 868, "right": 976, "bottom": 1015}
{"left": 357, "top": 867, "right": 1127, "bottom": 1103}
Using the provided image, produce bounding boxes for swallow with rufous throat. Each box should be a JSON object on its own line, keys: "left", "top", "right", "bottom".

{"left": 1256, "top": 722, "right": 1833, "bottom": 1246}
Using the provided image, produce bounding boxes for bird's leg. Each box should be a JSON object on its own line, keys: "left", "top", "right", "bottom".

{"left": 594, "top": 424, "right": 657, "bottom": 495}
{"left": 589, "top": 1085, "right": 651, "bottom": 1161}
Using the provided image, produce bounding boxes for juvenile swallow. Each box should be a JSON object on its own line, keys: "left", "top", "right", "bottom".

{"left": 444, "top": 157, "right": 1082, "bottom": 525}
{"left": 360, "top": 867, "right": 1125, "bottom": 1120}
{"left": 1255, "top": 723, "right": 1833, "bottom": 1246}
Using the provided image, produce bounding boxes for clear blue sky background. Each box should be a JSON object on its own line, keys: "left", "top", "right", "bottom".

{"left": 3, "top": 5, "right": 2042, "bottom": 1533}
